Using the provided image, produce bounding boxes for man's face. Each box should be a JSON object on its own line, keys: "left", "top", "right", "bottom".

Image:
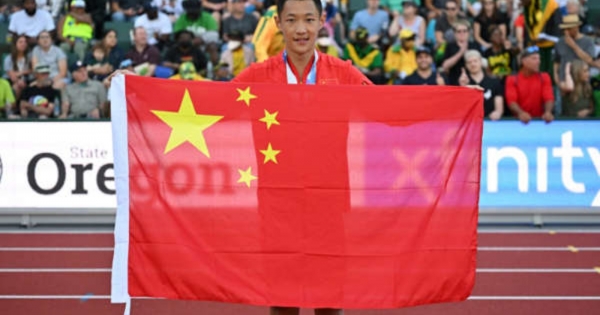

{"left": 38, "top": 32, "right": 52, "bottom": 48}
{"left": 367, "top": 0, "right": 379, "bottom": 10}
{"left": 178, "top": 33, "right": 193, "bottom": 46}
{"left": 446, "top": 2, "right": 458, "bottom": 18}
{"left": 72, "top": 67, "right": 88, "bottom": 82}
{"left": 24, "top": 0, "right": 36, "bottom": 15}
{"left": 275, "top": 0, "right": 325, "bottom": 57}
{"left": 490, "top": 29, "right": 502, "bottom": 45}
{"left": 416, "top": 52, "right": 432, "bottom": 70}
{"left": 35, "top": 72, "right": 50, "bottom": 85}
{"left": 454, "top": 25, "right": 469, "bottom": 42}
{"left": 147, "top": 9, "right": 158, "bottom": 20}
{"left": 73, "top": 7, "right": 85, "bottom": 15}
{"left": 134, "top": 28, "right": 148, "bottom": 45}
{"left": 565, "top": 26, "right": 578, "bottom": 38}
{"left": 232, "top": 0, "right": 245, "bottom": 13}
{"left": 522, "top": 54, "right": 540, "bottom": 72}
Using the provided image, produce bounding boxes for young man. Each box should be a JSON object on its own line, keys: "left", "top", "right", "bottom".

{"left": 234, "top": 0, "right": 370, "bottom": 85}
{"left": 233, "top": 1, "right": 370, "bottom": 314}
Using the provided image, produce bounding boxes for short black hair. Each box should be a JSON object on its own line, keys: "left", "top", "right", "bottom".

{"left": 276, "top": 0, "right": 323, "bottom": 17}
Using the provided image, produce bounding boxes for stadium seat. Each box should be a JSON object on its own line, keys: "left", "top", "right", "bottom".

{"left": 103, "top": 21, "right": 134, "bottom": 52}
{"left": 0, "top": 23, "right": 9, "bottom": 55}
{"left": 588, "top": 1, "right": 600, "bottom": 25}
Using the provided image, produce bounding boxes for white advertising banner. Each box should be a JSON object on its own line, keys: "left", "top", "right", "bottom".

{"left": 0, "top": 122, "right": 117, "bottom": 208}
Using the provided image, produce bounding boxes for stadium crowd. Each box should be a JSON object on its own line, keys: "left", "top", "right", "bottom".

{"left": 0, "top": 0, "right": 598, "bottom": 122}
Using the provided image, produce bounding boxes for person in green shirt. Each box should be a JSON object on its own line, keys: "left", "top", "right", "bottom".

{"left": 342, "top": 27, "right": 385, "bottom": 84}
{"left": 0, "top": 78, "right": 16, "bottom": 119}
{"left": 173, "top": 0, "right": 219, "bottom": 47}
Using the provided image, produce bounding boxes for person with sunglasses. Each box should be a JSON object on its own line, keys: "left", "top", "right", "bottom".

{"left": 433, "top": 0, "right": 462, "bottom": 49}
{"left": 440, "top": 19, "right": 478, "bottom": 85}
{"left": 504, "top": 45, "right": 555, "bottom": 124}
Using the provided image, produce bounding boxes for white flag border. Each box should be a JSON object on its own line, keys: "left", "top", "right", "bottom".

{"left": 109, "top": 74, "right": 131, "bottom": 312}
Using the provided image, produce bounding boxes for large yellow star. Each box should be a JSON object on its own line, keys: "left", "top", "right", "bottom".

{"left": 259, "top": 109, "right": 280, "bottom": 130}
{"left": 259, "top": 143, "right": 281, "bottom": 164}
{"left": 237, "top": 166, "right": 257, "bottom": 187}
{"left": 151, "top": 89, "right": 223, "bottom": 157}
{"left": 236, "top": 87, "right": 257, "bottom": 107}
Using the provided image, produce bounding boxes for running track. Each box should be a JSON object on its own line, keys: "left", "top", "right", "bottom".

{"left": 0, "top": 229, "right": 599, "bottom": 315}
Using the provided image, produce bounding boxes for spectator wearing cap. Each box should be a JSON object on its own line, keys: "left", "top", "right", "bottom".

{"left": 403, "top": 46, "right": 447, "bottom": 85}
{"left": 31, "top": 30, "right": 68, "bottom": 89}
{"left": 505, "top": 46, "right": 555, "bottom": 124}
{"left": 221, "top": 0, "right": 258, "bottom": 44}
{"left": 440, "top": 19, "right": 478, "bottom": 85}
{"left": 173, "top": 0, "right": 219, "bottom": 47}
{"left": 19, "top": 64, "right": 60, "bottom": 119}
{"left": 349, "top": 0, "right": 389, "bottom": 45}
{"left": 125, "top": 27, "right": 161, "bottom": 77}
{"left": 459, "top": 49, "right": 504, "bottom": 120}
{"left": 8, "top": 0, "right": 55, "bottom": 47}
{"left": 56, "top": 0, "right": 94, "bottom": 62}
{"left": 0, "top": 78, "right": 17, "bottom": 119}
{"left": 219, "top": 31, "right": 254, "bottom": 77}
{"left": 134, "top": 2, "right": 173, "bottom": 50}
{"left": 59, "top": 60, "right": 107, "bottom": 119}
{"left": 169, "top": 61, "right": 208, "bottom": 80}
{"left": 388, "top": 0, "right": 426, "bottom": 47}
{"left": 163, "top": 30, "right": 208, "bottom": 75}
{"left": 555, "top": 15, "right": 595, "bottom": 89}
{"left": 316, "top": 27, "right": 340, "bottom": 58}
{"left": 343, "top": 26, "right": 385, "bottom": 84}
{"left": 384, "top": 29, "right": 417, "bottom": 84}
{"left": 111, "top": 0, "right": 145, "bottom": 22}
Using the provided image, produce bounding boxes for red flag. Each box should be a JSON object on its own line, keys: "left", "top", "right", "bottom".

{"left": 110, "top": 75, "right": 483, "bottom": 309}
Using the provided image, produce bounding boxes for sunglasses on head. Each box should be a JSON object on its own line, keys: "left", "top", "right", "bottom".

{"left": 524, "top": 46, "right": 539, "bottom": 54}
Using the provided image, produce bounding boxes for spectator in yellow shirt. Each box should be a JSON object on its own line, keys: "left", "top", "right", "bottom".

{"left": 251, "top": 4, "right": 285, "bottom": 62}
{"left": 384, "top": 28, "right": 418, "bottom": 84}
{"left": 169, "top": 61, "right": 208, "bottom": 80}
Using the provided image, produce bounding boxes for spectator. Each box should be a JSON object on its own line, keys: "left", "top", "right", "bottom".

{"left": 202, "top": 0, "right": 227, "bottom": 24}
{"left": 0, "top": 78, "right": 17, "bottom": 119}
{"left": 19, "top": 64, "right": 59, "bottom": 119}
{"left": 86, "top": 0, "right": 110, "bottom": 40}
{"left": 440, "top": 19, "right": 478, "bottom": 85}
{"left": 349, "top": 0, "right": 389, "bottom": 45}
{"left": 473, "top": 0, "right": 509, "bottom": 51}
{"left": 85, "top": 29, "right": 125, "bottom": 77}
{"left": 343, "top": 27, "right": 385, "bottom": 84}
{"left": 35, "top": 0, "right": 63, "bottom": 19}
{"left": 0, "top": 1, "right": 21, "bottom": 24}
{"left": 219, "top": 31, "right": 254, "bottom": 77}
{"left": 213, "top": 62, "right": 232, "bottom": 81}
{"left": 251, "top": 2, "right": 284, "bottom": 62}
{"left": 59, "top": 60, "right": 107, "bottom": 119}
{"left": 169, "top": 61, "right": 208, "bottom": 80}
{"left": 125, "top": 27, "right": 161, "bottom": 76}
{"left": 222, "top": 0, "right": 258, "bottom": 43}
{"left": 554, "top": 14, "right": 594, "bottom": 86}
{"left": 8, "top": 0, "right": 55, "bottom": 47}
{"left": 134, "top": 2, "right": 173, "bottom": 49}
{"left": 381, "top": 0, "right": 421, "bottom": 16}
{"left": 173, "top": 0, "right": 219, "bottom": 47}
{"left": 505, "top": 46, "right": 555, "bottom": 124}
{"left": 559, "top": 60, "right": 594, "bottom": 117}
{"left": 316, "top": 27, "right": 340, "bottom": 58}
{"left": 483, "top": 25, "right": 515, "bottom": 80}
{"left": 402, "top": 46, "right": 447, "bottom": 85}
{"left": 163, "top": 30, "right": 208, "bottom": 75}
{"left": 85, "top": 43, "right": 114, "bottom": 81}
{"left": 513, "top": 11, "right": 525, "bottom": 52}
{"left": 384, "top": 29, "right": 417, "bottom": 83}
{"left": 388, "top": 0, "right": 426, "bottom": 47}
{"left": 3, "top": 34, "right": 32, "bottom": 100}
{"left": 111, "top": 0, "right": 145, "bottom": 22}
{"left": 56, "top": 0, "right": 94, "bottom": 62}
{"left": 460, "top": 49, "right": 504, "bottom": 120}
{"left": 434, "top": 0, "right": 460, "bottom": 49}
{"left": 521, "top": 0, "right": 561, "bottom": 75}
{"left": 425, "top": 0, "right": 449, "bottom": 19}
{"left": 323, "top": 0, "right": 345, "bottom": 44}
{"left": 31, "top": 30, "right": 68, "bottom": 89}
{"left": 154, "top": 0, "right": 185, "bottom": 22}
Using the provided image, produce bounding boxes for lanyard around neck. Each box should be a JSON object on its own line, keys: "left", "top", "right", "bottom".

{"left": 283, "top": 50, "right": 318, "bottom": 85}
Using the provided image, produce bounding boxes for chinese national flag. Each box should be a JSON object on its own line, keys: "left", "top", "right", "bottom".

{"left": 110, "top": 75, "right": 483, "bottom": 310}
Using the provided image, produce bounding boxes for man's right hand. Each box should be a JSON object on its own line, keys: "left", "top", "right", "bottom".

{"left": 517, "top": 111, "right": 532, "bottom": 124}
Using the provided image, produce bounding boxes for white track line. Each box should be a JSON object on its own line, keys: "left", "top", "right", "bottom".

{"left": 0, "top": 268, "right": 597, "bottom": 273}
{"left": 0, "top": 295, "right": 599, "bottom": 301}
{"left": 0, "top": 247, "right": 113, "bottom": 251}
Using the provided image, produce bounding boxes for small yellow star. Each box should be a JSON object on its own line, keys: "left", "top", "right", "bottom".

{"left": 151, "top": 89, "right": 223, "bottom": 157}
{"left": 260, "top": 143, "right": 281, "bottom": 164}
{"left": 237, "top": 166, "right": 257, "bottom": 187}
{"left": 236, "top": 87, "right": 257, "bottom": 107}
{"left": 259, "top": 109, "right": 280, "bottom": 130}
